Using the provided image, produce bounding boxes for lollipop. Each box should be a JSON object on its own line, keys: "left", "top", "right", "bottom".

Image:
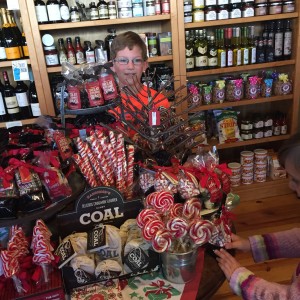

{"left": 152, "top": 229, "right": 172, "bottom": 253}
{"left": 183, "top": 197, "right": 202, "bottom": 219}
{"left": 169, "top": 203, "right": 184, "bottom": 218}
{"left": 136, "top": 208, "right": 161, "bottom": 228}
{"left": 166, "top": 217, "right": 188, "bottom": 238}
{"left": 152, "top": 191, "right": 174, "bottom": 212}
{"left": 142, "top": 219, "right": 165, "bottom": 241}
{"left": 189, "top": 219, "right": 214, "bottom": 245}
{"left": 145, "top": 192, "right": 159, "bottom": 208}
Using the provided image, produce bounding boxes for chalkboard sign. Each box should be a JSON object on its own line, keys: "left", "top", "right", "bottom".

{"left": 57, "top": 186, "right": 143, "bottom": 238}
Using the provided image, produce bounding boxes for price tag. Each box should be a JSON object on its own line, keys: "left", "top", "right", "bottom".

{"left": 149, "top": 107, "right": 161, "bottom": 126}
{"left": 6, "top": 0, "right": 19, "bottom": 10}
{"left": 12, "top": 60, "right": 29, "bottom": 81}
{"left": 6, "top": 121, "right": 22, "bottom": 128}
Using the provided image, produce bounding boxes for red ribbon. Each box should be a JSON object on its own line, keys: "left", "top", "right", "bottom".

{"left": 216, "top": 163, "right": 232, "bottom": 176}
{"left": 199, "top": 166, "right": 221, "bottom": 189}
{"left": 0, "top": 167, "right": 14, "bottom": 189}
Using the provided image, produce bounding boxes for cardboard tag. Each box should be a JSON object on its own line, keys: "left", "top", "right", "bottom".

{"left": 124, "top": 248, "right": 149, "bottom": 272}
{"left": 149, "top": 107, "right": 160, "bottom": 126}
{"left": 87, "top": 225, "right": 107, "bottom": 253}
{"left": 12, "top": 60, "right": 29, "bottom": 81}
{"left": 55, "top": 239, "right": 77, "bottom": 269}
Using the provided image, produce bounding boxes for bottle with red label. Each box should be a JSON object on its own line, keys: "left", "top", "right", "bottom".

{"left": 75, "top": 36, "right": 86, "bottom": 64}
{"left": 280, "top": 112, "right": 287, "bottom": 135}
{"left": 98, "top": 67, "right": 118, "bottom": 101}
{"left": 66, "top": 37, "right": 76, "bottom": 65}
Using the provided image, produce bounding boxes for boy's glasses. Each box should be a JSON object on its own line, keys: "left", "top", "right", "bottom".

{"left": 113, "top": 57, "right": 144, "bottom": 65}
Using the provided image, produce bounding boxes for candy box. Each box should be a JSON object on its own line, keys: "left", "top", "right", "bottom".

{"left": 56, "top": 186, "right": 160, "bottom": 294}
{"left": 268, "top": 152, "right": 286, "bottom": 180}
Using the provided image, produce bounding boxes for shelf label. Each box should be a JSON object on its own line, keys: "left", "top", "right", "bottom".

{"left": 6, "top": 0, "right": 19, "bottom": 10}
{"left": 6, "top": 121, "right": 22, "bottom": 128}
{"left": 12, "top": 60, "right": 29, "bottom": 81}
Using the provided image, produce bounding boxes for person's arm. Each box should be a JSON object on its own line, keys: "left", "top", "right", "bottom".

{"left": 230, "top": 267, "right": 300, "bottom": 300}
{"left": 250, "top": 228, "right": 300, "bottom": 262}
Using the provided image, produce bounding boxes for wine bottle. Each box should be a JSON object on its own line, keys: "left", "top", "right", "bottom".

{"left": 15, "top": 80, "right": 32, "bottom": 119}
{"left": 46, "top": 0, "right": 62, "bottom": 23}
{"left": 6, "top": 10, "right": 24, "bottom": 58}
{"left": 185, "top": 30, "right": 195, "bottom": 71}
{"left": 2, "top": 71, "right": 20, "bottom": 121}
{"left": 104, "top": 28, "right": 117, "bottom": 61}
{"left": 283, "top": 20, "right": 292, "bottom": 60}
{"left": 28, "top": 71, "right": 41, "bottom": 117}
{"left": 0, "top": 17, "right": 7, "bottom": 61}
{"left": 274, "top": 20, "right": 283, "bottom": 61}
{"left": 22, "top": 32, "right": 29, "bottom": 58}
{"left": 0, "top": 8, "right": 21, "bottom": 60}
{"left": 34, "top": 0, "right": 49, "bottom": 24}
{"left": 0, "top": 80, "right": 8, "bottom": 122}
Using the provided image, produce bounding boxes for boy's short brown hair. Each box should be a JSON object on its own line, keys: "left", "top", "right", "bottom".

{"left": 110, "top": 31, "right": 148, "bottom": 61}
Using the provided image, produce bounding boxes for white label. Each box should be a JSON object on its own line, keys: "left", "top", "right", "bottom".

{"left": 0, "top": 94, "right": 5, "bottom": 115}
{"left": 251, "top": 48, "right": 256, "bottom": 64}
{"left": 45, "top": 54, "right": 59, "bottom": 66}
{"left": 16, "top": 92, "right": 29, "bottom": 107}
{"left": 35, "top": 6, "right": 49, "bottom": 22}
{"left": 0, "top": 47, "right": 6, "bottom": 60}
{"left": 205, "top": 0, "right": 216, "bottom": 4}
{"left": 31, "top": 103, "right": 41, "bottom": 117}
{"left": 47, "top": 4, "right": 62, "bottom": 21}
{"left": 12, "top": 60, "right": 29, "bottom": 81}
{"left": 284, "top": 32, "right": 292, "bottom": 56}
{"left": 186, "top": 57, "right": 195, "bottom": 69}
{"left": 242, "top": 49, "right": 249, "bottom": 65}
{"left": 227, "top": 49, "right": 233, "bottom": 66}
{"left": 86, "top": 51, "right": 96, "bottom": 63}
{"left": 60, "top": 6, "right": 70, "bottom": 21}
{"left": 6, "top": 121, "right": 22, "bottom": 128}
{"left": 195, "top": 55, "right": 207, "bottom": 67}
{"left": 7, "top": 0, "right": 19, "bottom": 10}
{"left": 205, "top": 10, "right": 217, "bottom": 21}
{"left": 275, "top": 33, "right": 283, "bottom": 56}
{"left": 220, "top": 52, "right": 226, "bottom": 67}
{"left": 5, "top": 96, "right": 18, "bottom": 109}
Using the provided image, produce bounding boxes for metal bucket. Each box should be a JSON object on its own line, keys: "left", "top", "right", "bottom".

{"left": 160, "top": 248, "right": 198, "bottom": 284}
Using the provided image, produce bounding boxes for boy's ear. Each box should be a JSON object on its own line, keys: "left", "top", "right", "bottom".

{"left": 143, "top": 61, "right": 149, "bottom": 72}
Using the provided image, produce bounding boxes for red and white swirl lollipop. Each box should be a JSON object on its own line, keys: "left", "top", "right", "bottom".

{"left": 189, "top": 219, "right": 214, "bottom": 245}
{"left": 183, "top": 197, "right": 202, "bottom": 219}
{"left": 142, "top": 219, "right": 165, "bottom": 241}
{"left": 136, "top": 208, "right": 161, "bottom": 228}
{"left": 145, "top": 192, "right": 159, "bottom": 208}
{"left": 152, "top": 229, "right": 172, "bottom": 253}
{"left": 169, "top": 203, "right": 184, "bottom": 218}
{"left": 166, "top": 217, "right": 189, "bottom": 238}
{"left": 152, "top": 191, "right": 174, "bottom": 212}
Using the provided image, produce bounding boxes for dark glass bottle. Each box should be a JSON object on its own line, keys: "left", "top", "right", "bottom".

{"left": 97, "top": 0, "right": 109, "bottom": 20}
{"left": 0, "top": 17, "right": 7, "bottom": 61}
{"left": 22, "top": 32, "right": 29, "bottom": 58}
{"left": 34, "top": 0, "right": 49, "bottom": 24}
{"left": 207, "top": 34, "right": 218, "bottom": 69}
{"left": 75, "top": 36, "right": 86, "bottom": 64}
{"left": 28, "top": 70, "right": 41, "bottom": 117}
{"left": 59, "top": 0, "right": 70, "bottom": 22}
{"left": 15, "top": 81, "right": 32, "bottom": 119}
{"left": 0, "top": 8, "right": 21, "bottom": 60}
{"left": 84, "top": 41, "right": 96, "bottom": 63}
{"left": 2, "top": 71, "right": 20, "bottom": 121}
{"left": 224, "top": 27, "right": 233, "bottom": 67}
{"left": 274, "top": 20, "right": 283, "bottom": 61}
{"left": 66, "top": 37, "right": 76, "bottom": 64}
{"left": 265, "top": 33, "right": 275, "bottom": 62}
{"left": 104, "top": 28, "right": 117, "bottom": 61}
{"left": 0, "top": 80, "right": 8, "bottom": 122}
{"left": 46, "top": 0, "right": 62, "bottom": 23}
{"left": 185, "top": 30, "right": 195, "bottom": 71}
{"left": 283, "top": 20, "right": 292, "bottom": 60}
{"left": 57, "top": 38, "right": 67, "bottom": 65}
{"left": 6, "top": 11, "right": 23, "bottom": 58}
{"left": 256, "top": 36, "right": 265, "bottom": 63}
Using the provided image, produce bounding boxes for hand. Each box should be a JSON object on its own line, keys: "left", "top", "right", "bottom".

{"left": 225, "top": 233, "right": 251, "bottom": 252}
{"left": 214, "top": 248, "right": 241, "bottom": 281}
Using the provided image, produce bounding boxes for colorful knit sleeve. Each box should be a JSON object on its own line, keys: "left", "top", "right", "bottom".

{"left": 229, "top": 266, "right": 300, "bottom": 299}
{"left": 249, "top": 228, "right": 300, "bottom": 263}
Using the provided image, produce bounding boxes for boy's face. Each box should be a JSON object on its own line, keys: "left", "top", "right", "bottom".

{"left": 112, "top": 46, "right": 148, "bottom": 90}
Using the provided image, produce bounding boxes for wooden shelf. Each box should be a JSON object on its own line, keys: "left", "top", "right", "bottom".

{"left": 0, "top": 59, "right": 31, "bottom": 68}
{"left": 0, "top": 118, "right": 38, "bottom": 128}
{"left": 185, "top": 12, "right": 299, "bottom": 29}
{"left": 207, "top": 134, "right": 291, "bottom": 150}
{"left": 187, "top": 60, "right": 296, "bottom": 78}
{"left": 39, "top": 15, "right": 171, "bottom": 31}
{"left": 190, "top": 94, "right": 293, "bottom": 112}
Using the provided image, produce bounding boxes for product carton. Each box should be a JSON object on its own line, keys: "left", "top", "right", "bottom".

{"left": 269, "top": 151, "right": 287, "bottom": 180}
{"left": 56, "top": 186, "right": 159, "bottom": 294}
{"left": 158, "top": 32, "right": 172, "bottom": 56}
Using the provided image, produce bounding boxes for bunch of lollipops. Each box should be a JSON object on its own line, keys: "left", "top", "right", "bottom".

{"left": 136, "top": 190, "right": 215, "bottom": 253}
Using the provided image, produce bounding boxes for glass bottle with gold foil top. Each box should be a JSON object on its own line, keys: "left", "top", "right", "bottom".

{"left": 0, "top": 8, "right": 21, "bottom": 60}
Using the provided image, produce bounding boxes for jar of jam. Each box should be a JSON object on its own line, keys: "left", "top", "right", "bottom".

{"left": 217, "top": 4, "right": 229, "bottom": 19}
{"left": 253, "top": 114, "right": 264, "bottom": 128}
{"left": 242, "top": 2, "right": 255, "bottom": 17}
{"left": 269, "top": 2, "right": 283, "bottom": 14}
{"left": 184, "top": 11, "right": 193, "bottom": 22}
{"left": 184, "top": 0, "right": 193, "bottom": 12}
{"left": 193, "top": 0, "right": 205, "bottom": 9}
{"left": 253, "top": 128, "right": 264, "bottom": 139}
{"left": 241, "top": 130, "right": 253, "bottom": 140}
{"left": 204, "top": 5, "right": 217, "bottom": 20}
{"left": 241, "top": 119, "right": 253, "bottom": 130}
{"left": 283, "top": 1, "right": 295, "bottom": 13}
{"left": 193, "top": 8, "right": 205, "bottom": 21}
{"left": 229, "top": 3, "right": 242, "bottom": 18}
{"left": 263, "top": 126, "right": 273, "bottom": 138}
{"left": 254, "top": 3, "right": 268, "bottom": 15}
{"left": 44, "top": 46, "right": 59, "bottom": 66}
{"left": 264, "top": 115, "right": 273, "bottom": 127}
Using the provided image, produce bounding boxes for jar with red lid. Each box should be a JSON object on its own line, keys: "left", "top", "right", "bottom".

{"left": 44, "top": 46, "right": 59, "bottom": 66}
{"left": 161, "top": 0, "right": 170, "bottom": 14}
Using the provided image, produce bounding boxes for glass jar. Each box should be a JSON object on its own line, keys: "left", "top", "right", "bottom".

{"left": 242, "top": 2, "right": 255, "bottom": 17}
{"left": 241, "top": 130, "right": 253, "bottom": 140}
{"left": 204, "top": 5, "right": 217, "bottom": 20}
{"left": 44, "top": 46, "right": 59, "bottom": 66}
{"left": 217, "top": 4, "right": 229, "bottom": 19}
{"left": 184, "top": 11, "right": 193, "bottom": 22}
{"left": 193, "top": 8, "right": 205, "bottom": 22}
{"left": 161, "top": 0, "right": 170, "bottom": 14}
{"left": 229, "top": 3, "right": 242, "bottom": 18}
{"left": 263, "top": 126, "right": 273, "bottom": 137}
{"left": 253, "top": 128, "right": 264, "bottom": 139}
{"left": 225, "top": 79, "right": 244, "bottom": 101}
{"left": 254, "top": 2, "right": 268, "bottom": 15}
{"left": 282, "top": 1, "right": 295, "bottom": 13}
{"left": 184, "top": 0, "right": 193, "bottom": 12}
{"left": 241, "top": 119, "right": 253, "bottom": 130}
{"left": 269, "top": 2, "right": 283, "bottom": 14}
{"left": 70, "top": 6, "right": 80, "bottom": 22}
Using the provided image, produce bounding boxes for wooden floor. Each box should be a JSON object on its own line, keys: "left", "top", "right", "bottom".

{"left": 211, "top": 179, "right": 300, "bottom": 300}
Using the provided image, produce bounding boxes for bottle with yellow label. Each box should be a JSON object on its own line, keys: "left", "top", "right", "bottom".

{"left": 0, "top": 8, "right": 21, "bottom": 60}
